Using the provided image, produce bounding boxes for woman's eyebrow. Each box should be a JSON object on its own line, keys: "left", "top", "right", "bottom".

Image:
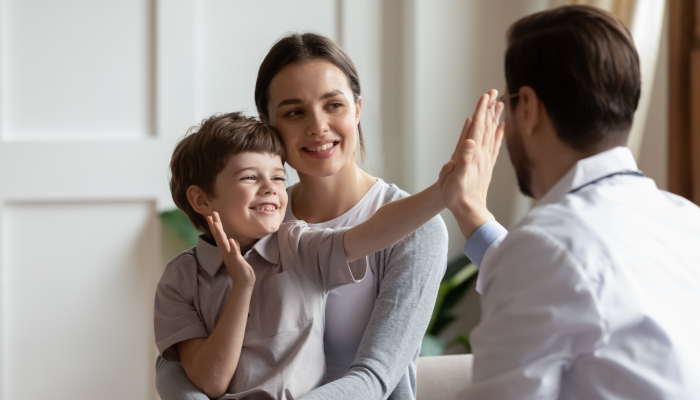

{"left": 277, "top": 98, "right": 302, "bottom": 107}
{"left": 277, "top": 90, "right": 344, "bottom": 108}
{"left": 320, "top": 90, "right": 344, "bottom": 100}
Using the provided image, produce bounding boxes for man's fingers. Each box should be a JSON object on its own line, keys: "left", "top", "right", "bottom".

{"left": 469, "top": 94, "right": 490, "bottom": 145}
{"left": 493, "top": 122, "right": 505, "bottom": 161}
{"left": 494, "top": 101, "right": 505, "bottom": 122}
{"left": 487, "top": 89, "right": 498, "bottom": 108}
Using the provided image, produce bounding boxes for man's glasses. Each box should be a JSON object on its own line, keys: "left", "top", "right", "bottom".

{"left": 497, "top": 92, "right": 519, "bottom": 103}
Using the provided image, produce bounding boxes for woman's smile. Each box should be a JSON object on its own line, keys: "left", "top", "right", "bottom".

{"left": 301, "top": 140, "right": 340, "bottom": 159}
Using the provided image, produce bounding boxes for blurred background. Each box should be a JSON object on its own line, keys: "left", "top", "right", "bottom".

{"left": 0, "top": 0, "right": 692, "bottom": 399}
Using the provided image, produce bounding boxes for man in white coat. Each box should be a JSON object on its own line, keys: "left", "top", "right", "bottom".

{"left": 445, "top": 5, "right": 700, "bottom": 399}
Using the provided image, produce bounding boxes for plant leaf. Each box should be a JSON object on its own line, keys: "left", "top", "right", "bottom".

{"left": 160, "top": 209, "right": 201, "bottom": 247}
{"left": 455, "top": 334, "right": 472, "bottom": 354}
{"left": 420, "top": 334, "right": 446, "bottom": 357}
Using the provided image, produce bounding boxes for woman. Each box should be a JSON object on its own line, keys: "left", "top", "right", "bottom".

{"left": 156, "top": 33, "right": 448, "bottom": 399}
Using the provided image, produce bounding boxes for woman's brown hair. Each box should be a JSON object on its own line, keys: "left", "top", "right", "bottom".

{"left": 254, "top": 32, "right": 366, "bottom": 162}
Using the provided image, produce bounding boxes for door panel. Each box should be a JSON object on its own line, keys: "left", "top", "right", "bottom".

{"left": 2, "top": 0, "right": 154, "bottom": 140}
{"left": 3, "top": 202, "right": 158, "bottom": 399}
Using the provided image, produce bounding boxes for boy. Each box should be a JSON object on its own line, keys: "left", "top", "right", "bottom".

{"left": 154, "top": 111, "right": 464, "bottom": 399}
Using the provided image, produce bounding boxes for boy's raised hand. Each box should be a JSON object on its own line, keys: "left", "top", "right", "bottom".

{"left": 441, "top": 90, "right": 505, "bottom": 239}
{"left": 207, "top": 212, "right": 256, "bottom": 289}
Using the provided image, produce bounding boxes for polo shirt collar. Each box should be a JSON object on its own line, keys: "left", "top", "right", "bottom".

{"left": 195, "top": 232, "right": 280, "bottom": 277}
{"left": 536, "top": 146, "right": 640, "bottom": 207}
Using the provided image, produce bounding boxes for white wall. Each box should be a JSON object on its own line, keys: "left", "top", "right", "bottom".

{"left": 0, "top": 1, "right": 671, "bottom": 396}
{"left": 374, "top": 0, "right": 549, "bottom": 260}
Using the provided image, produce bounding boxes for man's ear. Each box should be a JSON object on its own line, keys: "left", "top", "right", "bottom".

{"left": 187, "top": 185, "right": 213, "bottom": 215}
{"left": 517, "top": 86, "right": 542, "bottom": 137}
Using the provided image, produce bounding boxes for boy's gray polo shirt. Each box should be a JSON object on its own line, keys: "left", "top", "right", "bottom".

{"left": 154, "top": 220, "right": 367, "bottom": 399}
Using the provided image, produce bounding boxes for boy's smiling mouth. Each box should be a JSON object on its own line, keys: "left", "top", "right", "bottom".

{"left": 250, "top": 202, "right": 280, "bottom": 214}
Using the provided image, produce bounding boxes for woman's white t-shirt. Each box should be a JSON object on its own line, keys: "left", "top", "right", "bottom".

{"left": 284, "top": 179, "right": 389, "bottom": 383}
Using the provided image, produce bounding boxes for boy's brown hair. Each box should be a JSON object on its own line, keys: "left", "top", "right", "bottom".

{"left": 169, "top": 112, "right": 285, "bottom": 237}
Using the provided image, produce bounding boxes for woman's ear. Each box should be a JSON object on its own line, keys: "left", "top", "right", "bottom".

{"left": 355, "top": 96, "right": 362, "bottom": 123}
{"left": 186, "top": 185, "right": 213, "bottom": 215}
{"left": 259, "top": 113, "right": 267, "bottom": 123}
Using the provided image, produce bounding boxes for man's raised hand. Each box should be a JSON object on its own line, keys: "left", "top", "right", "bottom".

{"left": 441, "top": 90, "right": 505, "bottom": 239}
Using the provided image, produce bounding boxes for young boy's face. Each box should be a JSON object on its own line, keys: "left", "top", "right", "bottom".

{"left": 209, "top": 151, "right": 288, "bottom": 242}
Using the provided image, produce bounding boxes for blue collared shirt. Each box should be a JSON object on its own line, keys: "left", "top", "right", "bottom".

{"left": 462, "top": 220, "right": 507, "bottom": 268}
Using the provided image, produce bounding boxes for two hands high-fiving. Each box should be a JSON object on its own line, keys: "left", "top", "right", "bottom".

{"left": 438, "top": 89, "right": 505, "bottom": 240}
{"left": 205, "top": 89, "right": 505, "bottom": 284}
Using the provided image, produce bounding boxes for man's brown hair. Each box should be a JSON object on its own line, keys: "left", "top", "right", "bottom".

{"left": 169, "top": 112, "right": 285, "bottom": 237}
{"left": 505, "top": 5, "right": 641, "bottom": 151}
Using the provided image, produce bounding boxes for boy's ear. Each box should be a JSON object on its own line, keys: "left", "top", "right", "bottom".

{"left": 186, "top": 185, "right": 213, "bottom": 215}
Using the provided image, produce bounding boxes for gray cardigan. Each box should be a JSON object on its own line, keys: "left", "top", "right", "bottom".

{"left": 155, "top": 184, "right": 448, "bottom": 400}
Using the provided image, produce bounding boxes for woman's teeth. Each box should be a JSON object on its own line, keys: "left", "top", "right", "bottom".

{"left": 254, "top": 204, "right": 277, "bottom": 211}
{"left": 306, "top": 142, "right": 334, "bottom": 152}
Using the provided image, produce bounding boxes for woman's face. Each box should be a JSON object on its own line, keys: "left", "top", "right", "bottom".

{"left": 266, "top": 60, "right": 361, "bottom": 178}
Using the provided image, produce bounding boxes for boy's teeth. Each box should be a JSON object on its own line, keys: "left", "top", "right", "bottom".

{"left": 307, "top": 142, "right": 334, "bottom": 152}
{"left": 256, "top": 204, "right": 276, "bottom": 211}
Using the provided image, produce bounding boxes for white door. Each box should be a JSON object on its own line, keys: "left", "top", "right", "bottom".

{"left": 0, "top": 1, "right": 377, "bottom": 399}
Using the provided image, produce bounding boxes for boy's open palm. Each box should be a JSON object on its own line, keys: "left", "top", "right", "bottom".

{"left": 207, "top": 212, "right": 256, "bottom": 289}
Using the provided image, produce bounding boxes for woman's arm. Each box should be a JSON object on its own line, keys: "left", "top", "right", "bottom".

{"left": 301, "top": 207, "right": 449, "bottom": 400}
{"left": 175, "top": 213, "right": 255, "bottom": 398}
{"left": 155, "top": 357, "right": 209, "bottom": 400}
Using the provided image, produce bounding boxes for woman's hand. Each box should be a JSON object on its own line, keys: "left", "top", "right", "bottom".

{"left": 441, "top": 89, "right": 505, "bottom": 239}
{"left": 207, "top": 212, "right": 256, "bottom": 289}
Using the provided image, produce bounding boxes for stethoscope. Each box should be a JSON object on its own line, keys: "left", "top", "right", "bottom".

{"left": 568, "top": 170, "right": 644, "bottom": 194}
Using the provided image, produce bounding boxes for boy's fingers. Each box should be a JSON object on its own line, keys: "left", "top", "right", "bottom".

{"left": 453, "top": 117, "right": 473, "bottom": 162}
{"left": 229, "top": 238, "right": 239, "bottom": 254}
{"left": 439, "top": 160, "right": 456, "bottom": 184}
{"left": 459, "top": 117, "right": 473, "bottom": 143}
{"left": 456, "top": 139, "right": 476, "bottom": 166}
{"left": 209, "top": 212, "right": 230, "bottom": 253}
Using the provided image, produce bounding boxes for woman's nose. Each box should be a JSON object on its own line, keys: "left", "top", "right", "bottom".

{"left": 306, "top": 109, "right": 329, "bottom": 135}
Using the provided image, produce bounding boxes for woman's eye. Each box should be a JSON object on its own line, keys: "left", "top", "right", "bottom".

{"left": 328, "top": 102, "right": 343, "bottom": 110}
{"left": 284, "top": 109, "right": 302, "bottom": 117}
